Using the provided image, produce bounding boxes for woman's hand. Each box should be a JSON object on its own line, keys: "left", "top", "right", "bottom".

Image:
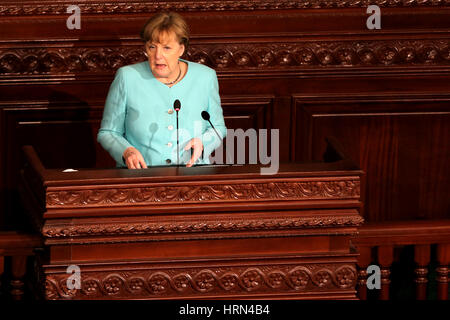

{"left": 184, "top": 138, "right": 203, "bottom": 167}
{"left": 123, "top": 147, "right": 148, "bottom": 169}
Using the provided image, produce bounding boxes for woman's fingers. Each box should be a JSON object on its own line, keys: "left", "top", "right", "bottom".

{"left": 184, "top": 140, "right": 193, "bottom": 151}
{"left": 187, "top": 147, "right": 202, "bottom": 167}
{"left": 127, "top": 157, "right": 138, "bottom": 169}
{"left": 129, "top": 157, "right": 143, "bottom": 169}
{"left": 123, "top": 147, "right": 147, "bottom": 169}
{"left": 185, "top": 138, "right": 203, "bottom": 167}
{"left": 184, "top": 141, "right": 193, "bottom": 167}
{"left": 140, "top": 157, "right": 148, "bottom": 169}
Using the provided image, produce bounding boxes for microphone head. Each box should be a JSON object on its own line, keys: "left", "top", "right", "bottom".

{"left": 174, "top": 99, "right": 181, "bottom": 111}
{"left": 201, "top": 111, "right": 210, "bottom": 121}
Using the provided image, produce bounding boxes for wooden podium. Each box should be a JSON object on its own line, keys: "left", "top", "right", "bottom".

{"left": 19, "top": 138, "right": 364, "bottom": 300}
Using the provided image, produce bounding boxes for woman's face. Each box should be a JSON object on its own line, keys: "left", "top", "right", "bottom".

{"left": 145, "top": 31, "right": 185, "bottom": 80}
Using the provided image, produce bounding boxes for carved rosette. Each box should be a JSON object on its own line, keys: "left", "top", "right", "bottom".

{"left": 1, "top": 40, "right": 450, "bottom": 75}
{"left": 127, "top": 277, "right": 147, "bottom": 294}
{"left": 102, "top": 274, "right": 125, "bottom": 295}
{"left": 148, "top": 273, "right": 170, "bottom": 294}
{"left": 193, "top": 271, "right": 217, "bottom": 292}
{"left": 0, "top": 1, "right": 449, "bottom": 16}
{"left": 81, "top": 279, "right": 101, "bottom": 297}
{"left": 240, "top": 268, "right": 264, "bottom": 291}
{"left": 335, "top": 266, "right": 356, "bottom": 289}
{"left": 45, "top": 179, "right": 360, "bottom": 208}
{"left": 267, "top": 271, "right": 285, "bottom": 289}
{"left": 288, "top": 267, "right": 311, "bottom": 289}
{"left": 219, "top": 273, "right": 239, "bottom": 291}
{"left": 173, "top": 274, "right": 191, "bottom": 292}
{"left": 312, "top": 269, "right": 333, "bottom": 288}
{"left": 44, "top": 264, "right": 357, "bottom": 299}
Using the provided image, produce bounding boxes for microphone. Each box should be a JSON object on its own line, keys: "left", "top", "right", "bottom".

{"left": 174, "top": 99, "right": 181, "bottom": 165}
{"left": 201, "top": 110, "right": 229, "bottom": 165}
{"left": 201, "top": 111, "right": 222, "bottom": 141}
{"left": 174, "top": 99, "right": 181, "bottom": 112}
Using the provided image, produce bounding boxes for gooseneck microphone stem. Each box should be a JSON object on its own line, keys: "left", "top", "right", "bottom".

{"left": 208, "top": 122, "right": 221, "bottom": 140}
{"left": 201, "top": 110, "right": 231, "bottom": 165}
{"left": 201, "top": 111, "right": 221, "bottom": 140}
{"left": 176, "top": 112, "right": 179, "bottom": 165}
{"left": 174, "top": 100, "right": 181, "bottom": 166}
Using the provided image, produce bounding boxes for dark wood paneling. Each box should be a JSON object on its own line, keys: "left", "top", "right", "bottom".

{"left": 293, "top": 95, "right": 450, "bottom": 222}
{"left": 220, "top": 96, "right": 273, "bottom": 164}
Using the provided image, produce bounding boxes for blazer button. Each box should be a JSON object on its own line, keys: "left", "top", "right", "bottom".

{"left": 168, "top": 109, "right": 174, "bottom": 114}
{"left": 167, "top": 142, "right": 173, "bottom": 147}
{"left": 166, "top": 159, "right": 171, "bottom": 164}
{"left": 168, "top": 125, "right": 174, "bottom": 130}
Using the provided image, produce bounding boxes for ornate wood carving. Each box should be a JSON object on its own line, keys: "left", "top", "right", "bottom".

{"left": 42, "top": 214, "right": 364, "bottom": 239}
{"left": 45, "top": 179, "right": 360, "bottom": 208}
{"left": 1, "top": 40, "right": 449, "bottom": 75}
{"left": 190, "top": 41, "right": 450, "bottom": 69}
{"left": 44, "top": 263, "right": 357, "bottom": 299}
{"left": 0, "top": 48, "right": 145, "bottom": 75}
{"left": 414, "top": 266, "right": 428, "bottom": 285}
{"left": 1, "top": 0, "right": 449, "bottom": 16}
{"left": 19, "top": 144, "right": 363, "bottom": 300}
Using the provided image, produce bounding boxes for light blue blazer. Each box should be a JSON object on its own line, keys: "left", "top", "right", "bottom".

{"left": 97, "top": 59, "right": 227, "bottom": 167}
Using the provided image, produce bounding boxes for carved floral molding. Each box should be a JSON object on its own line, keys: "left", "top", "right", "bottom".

{"left": 42, "top": 214, "right": 364, "bottom": 239}
{"left": 45, "top": 179, "right": 360, "bottom": 208}
{"left": 1, "top": 40, "right": 449, "bottom": 75}
{"left": 1, "top": 1, "right": 449, "bottom": 16}
{"left": 45, "top": 264, "right": 357, "bottom": 299}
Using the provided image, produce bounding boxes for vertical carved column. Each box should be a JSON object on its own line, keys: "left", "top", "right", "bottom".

{"left": 356, "top": 246, "right": 372, "bottom": 300}
{"left": 377, "top": 245, "right": 393, "bottom": 300}
{"left": 436, "top": 243, "right": 449, "bottom": 300}
{"left": 10, "top": 255, "right": 27, "bottom": 300}
{"left": 414, "top": 245, "right": 430, "bottom": 300}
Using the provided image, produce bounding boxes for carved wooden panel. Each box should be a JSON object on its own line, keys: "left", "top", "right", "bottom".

{"left": 42, "top": 211, "right": 363, "bottom": 241}
{"left": 19, "top": 138, "right": 363, "bottom": 300}
{"left": 292, "top": 94, "right": 450, "bottom": 222}
{"left": 1, "top": 39, "right": 449, "bottom": 77}
{"left": 45, "top": 178, "right": 360, "bottom": 208}
{"left": 1, "top": 0, "right": 449, "bottom": 17}
{"left": 44, "top": 260, "right": 357, "bottom": 300}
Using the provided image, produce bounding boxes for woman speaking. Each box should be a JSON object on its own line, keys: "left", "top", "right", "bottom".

{"left": 98, "top": 11, "right": 227, "bottom": 169}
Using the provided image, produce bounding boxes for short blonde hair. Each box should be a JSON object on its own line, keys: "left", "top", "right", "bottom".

{"left": 140, "top": 11, "right": 189, "bottom": 49}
